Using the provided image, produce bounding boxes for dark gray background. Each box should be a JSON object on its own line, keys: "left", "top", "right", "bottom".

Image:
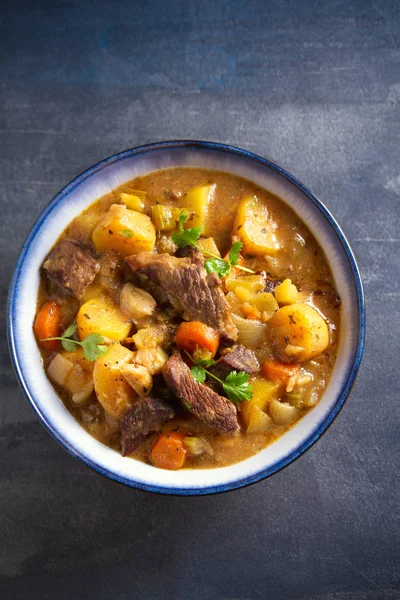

{"left": 1, "top": 1, "right": 399, "bottom": 598}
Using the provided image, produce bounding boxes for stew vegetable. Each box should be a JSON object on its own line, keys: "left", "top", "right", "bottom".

{"left": 34, "top": 168, "right": 340, "bottom": 469}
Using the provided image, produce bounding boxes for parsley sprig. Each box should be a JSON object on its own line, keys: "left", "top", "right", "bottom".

{"left": 185, "top": 351, "right": 253, "bottom": 403}
{"left": 172, "top": 212, "right": 254, "bottom": 278}
{"left": 41, "top": 324, "right": 109, "bottom": 361}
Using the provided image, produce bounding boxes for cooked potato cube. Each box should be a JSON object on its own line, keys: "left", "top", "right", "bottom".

{"left": 151, "top": 205, "right": 178, "bottom": 231}
{"left": 77, "top": 296, "right": 131, "bottom": 342}
{"left": 248, "top": 377, "right": 281, "bottom": 411}
{"left": 233, "top": 196, "right": 280, "bottom": 255}
{"left": 133, "top": 347, "right": 168, "bottom": 375}
{"left": 181, "top": 184, "right": 216, "bottom": 234}
{"left": 226, "top": 275, "right": 266, "bottom": 294}
{"left": 249, "top": 292, "right": 279, "bottom": 313}
{"left": 131, "top": 325, "right": 168, "bottom": 350}
{"left": 274, "top": 279, "right": 299, "bottom": 305}
{"left": 93, "top": 343, "right": 135, "bottom": 418}
{"left": 92, "top": 204, "right": 155, "bottom": 257}
{"left": 267, "top": 303, "right": 329, "bottom": 363}
{"left": 120, "top": 364, "right": 153, "bottom": 397}
{"left": 196, "top": 237, "right": 221, "bottom": 257}
{"left": 120, "top": 193, "right": 145, "bottom": 212}
{"left": 234, "top": 286, "right": 252, "bottom": 302}
{"left": 241, "top": 404, "right": 273, "bottom": 434}
{"left": 119, "top": 283, "right": 156, "bottom": 322}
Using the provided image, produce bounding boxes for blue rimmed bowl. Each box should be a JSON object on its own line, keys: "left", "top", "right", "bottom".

{"left": 8, "top": 141, "right": 365, "bottom": 495}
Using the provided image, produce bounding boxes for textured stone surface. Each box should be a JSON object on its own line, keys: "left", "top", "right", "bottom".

{"left": 1, "top": 0, "right": 399, "bottom": 598}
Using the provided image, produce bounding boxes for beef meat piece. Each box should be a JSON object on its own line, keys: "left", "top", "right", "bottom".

{"left": 126, "top": 251, "right": 238, "bottom": 343}
{"left": 163, "top": 353, "right": 239, "bottom": 434}
{"left": 43, "top": 240, "right": 99, "bottom": 299}
{"left": 121, "top": 396, "right": 176, "bottom": 456}
{"left": 210, "top": 345, "right": 260, "bottom": 380}
{"left": 264, "top": 277, "right": 282, "bottom": 294}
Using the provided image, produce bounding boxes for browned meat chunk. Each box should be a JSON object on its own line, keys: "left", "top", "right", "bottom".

{"left": 264, "top": 277, "right": 282, "bottom": 294}
{"left": 43, "top": 240, "right": 99, "bottom": 299}
{"left": 121, "top": 397, "right": 175, "bottom": 456}
{"left": 126, "top": 251, "right": 238, "bottom": 343}
{"left": 163, "top": 353, "right": 239, "bottom": 434}
{"left": 210, "top": 345, "right": 260, "bottom": 380}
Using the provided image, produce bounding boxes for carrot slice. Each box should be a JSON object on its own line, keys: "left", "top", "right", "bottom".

{"left": 33, "top": 301, "right": 61, "bottom": 350}
{"left": 262, "top": 359, "right": 300, "bottom": 384}
{"left": 151, "top": 432, "right": 187, "bottom": 470}
{"left": 175, "top": 321, "right": 220, "bottom": 358}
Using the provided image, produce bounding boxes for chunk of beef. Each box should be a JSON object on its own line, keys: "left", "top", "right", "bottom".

{"left": 120, "top": 396, "right": 176, "bottom": 456}
{"left": 210, "top": 345, "right": 260, "bottom": 380}
{"left": 126, "top": 251, "right": 238, "bottom": 343}
{"left": 163, "top": 353, "right": 239, "bottom": 434}
{"left": 43, "top": 240, "right": 99, "bottom": 299}
{"left": 264, "top": 277, "right": 282, "bottom": 294}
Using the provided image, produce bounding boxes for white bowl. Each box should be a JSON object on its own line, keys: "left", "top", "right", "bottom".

{"left": 8, "top": 141, "right": 365, "bottom": 495}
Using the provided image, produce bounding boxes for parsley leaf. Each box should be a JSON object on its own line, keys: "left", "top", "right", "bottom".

{"left": 194, "top": 357, "right": 216, "bottom": 368}
{"left": 81, "top": 334, "right": 108, "bottom": 361}
{"left": 172, "top": 211, "right": 202, "bottom": 248}
{"left": 222, "top": 371, "right": 253, "bottom": 403}
{"left": 62, "top": 323, "right": 77, "bottom": 338}
{"left": 119, "top": 229, "right": 133, "bottom": 239}
{"left": 41, "top": 323, "right": 109, "bottom": 361}
{"left": 204, "top": 257, "right": 232, "bottom": 278}
{"left": 190, "top": 365, "right": 207, "bottom": 384}
{"left": 185, "top": 350, "right": 252, "bottom": 403}
{"left": 61, "top": 338, "right": 78, "bottom": 352}
{"left": 171, "top": 210, "right": 254, "bottom": 276}
{"left": 228, "top": 241, "right": 243, "bottom": 266}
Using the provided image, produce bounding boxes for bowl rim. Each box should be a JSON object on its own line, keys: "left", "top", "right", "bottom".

{"left": 7, "top": 140, "right": 365, "bottom": 495}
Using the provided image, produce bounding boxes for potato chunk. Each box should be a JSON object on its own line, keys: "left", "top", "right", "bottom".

{"left": 92, "top": 204, "right": 155, "bottom": 257}
{"left": 93, "top": 343, "right": 136, "bottom": 418}
{"left": 234, "top": 196, "right": 280, "bottom": 255}
{"left": 267, "top": 303, "right": 329, "bottom": 363}
{"left": 77, "top": 296, "right": 131, "bottom": 342}
{"left": 274, "top": 279, "right": 299, "bottom": 306}
{"left": 133, "top": 347, "right": 168, "bottom": 375}
{"left": 181, "top": 184, "right": 215, "bottom": 235}
{"left": 241, "top": 404, "right": 273, "bottom": 434}
{"left": 120, "top": 364, "right": 153, "bottom": 397}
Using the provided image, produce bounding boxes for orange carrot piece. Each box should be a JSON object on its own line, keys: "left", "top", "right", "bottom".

{"left": 33, "top": 301, "right": 61, "bottom": 350}
{"left": 242, "top": 302, "right": 261, "bottom": 320}
{"left": 262, "top": 359, "right": 300, "bottom": 384}
{"left": 175, "top": 321, "right": 220, "bottom": 358}
{"left": 151, "top": 432, "right": 187, "bottom": 470}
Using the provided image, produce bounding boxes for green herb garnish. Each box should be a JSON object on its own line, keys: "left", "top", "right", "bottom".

{"left": 41, "top": 324, "right": 109, "bottom": 361}
{"left": 186, "top": 351, "right": 253, "bottom": 403}
{"left": 172, "top": 211, "right": 254, "bottom": 278}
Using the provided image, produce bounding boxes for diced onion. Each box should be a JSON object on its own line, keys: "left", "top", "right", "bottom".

{"left": 47, "top": 354, "right": 74, "bottom": 386}
{"left": 231, "top": 313, "right": 267, "bottom": 347}
{"left": 269, "top": 399, "right": 299, "bottom": 425}
{"left": 72, "top": 379, "right": 94, "bottom": 405}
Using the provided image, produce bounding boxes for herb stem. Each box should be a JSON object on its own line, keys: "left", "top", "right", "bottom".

{"left": 41, "top": 336, "right": 82, "bottom": 347}
{"left": 193, "top": 243, "right": 254, "bottom": 274}
{"left": 184, "top": 350, "right": 222, "bottom": 383}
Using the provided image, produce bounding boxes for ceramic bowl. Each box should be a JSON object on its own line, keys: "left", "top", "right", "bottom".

{"left": 8, "top": 141, "right": 365, "bottom": 495}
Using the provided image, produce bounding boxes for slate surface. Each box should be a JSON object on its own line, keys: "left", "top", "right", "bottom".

{"left": 1, "top": 1, "right": 399, "bottom": 598}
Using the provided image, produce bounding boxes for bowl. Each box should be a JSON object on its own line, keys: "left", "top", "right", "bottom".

{"left": 8, "top": 141, "right": 365, "bottom": 495}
